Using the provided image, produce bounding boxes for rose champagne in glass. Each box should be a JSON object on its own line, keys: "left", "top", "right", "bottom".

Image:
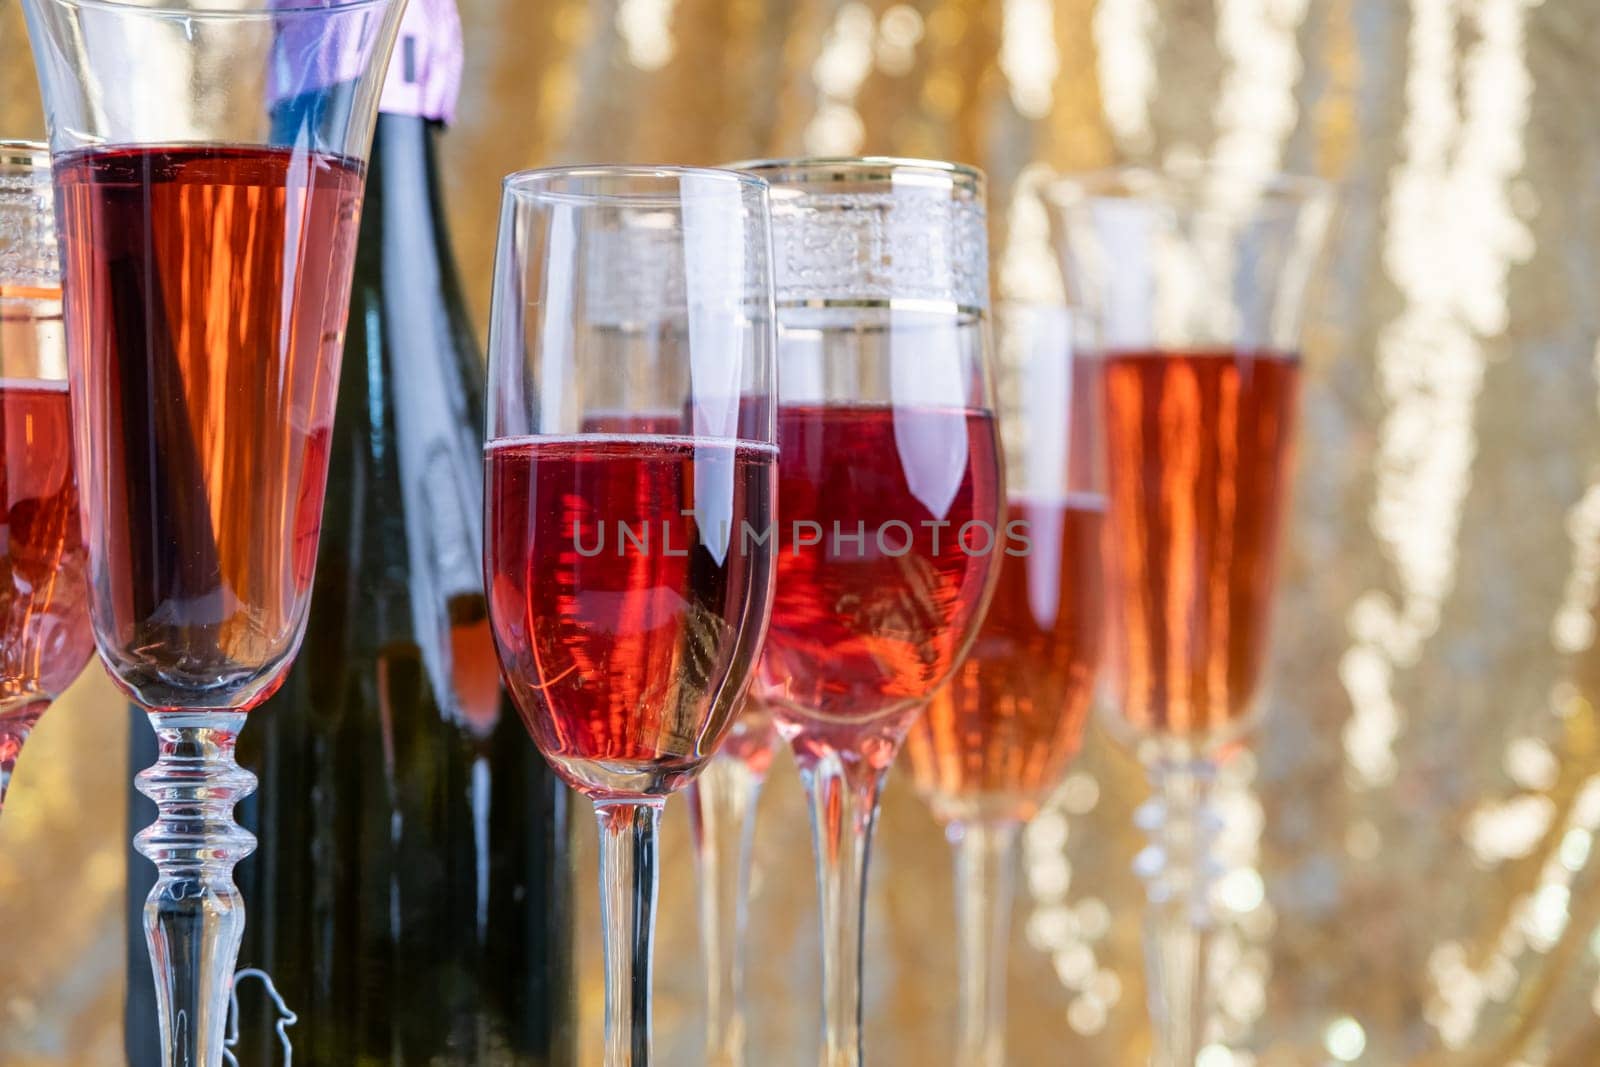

{"left": 1049, "top": 167, "right": 1333, "bottom": 1066}
{"left": 485, "top": 165, "right": 778, "bottom": 1066}
{"left": 22, "top": 1, "right": 406, "bottom": 1063}
{"left": 590, "top": 394, "right": 779, "bottom": 1067}
{"left": 734, "top": 157, "right": 1004, "bottom": 1067}
{"left": 904, "top": 304, "right": 1106, "bottom": 1067}
{"left": 0, "top": 141, "right": 93, "bottom": 813}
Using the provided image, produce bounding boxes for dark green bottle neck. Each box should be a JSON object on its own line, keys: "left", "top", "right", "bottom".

{"left": 366, "top": 112, "right": 451, "bottom": 269}
{"left": 358, "top": 111, "right": 485, "bottom": 398}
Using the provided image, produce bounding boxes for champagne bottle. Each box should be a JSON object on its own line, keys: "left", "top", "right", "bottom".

{"left": 125, "top": 3, "right": 575, "bottom": 1063}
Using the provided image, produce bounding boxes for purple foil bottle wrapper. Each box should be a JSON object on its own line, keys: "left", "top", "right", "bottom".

{"left": 378, "top": 0, "right": 463, "bottom": 123}
{"left": 268, "top": 0, "right": 462, "bottom": 124}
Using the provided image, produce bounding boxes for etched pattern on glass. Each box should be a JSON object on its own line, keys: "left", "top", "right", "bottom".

{"left": 583, "top": 209, "right": 773, "bottom": 328}
{"left": 0, "top": 154, "right": 56, "bottom": 287}
{"left": 769, "top": 189, "right": 989, "bottom": 310}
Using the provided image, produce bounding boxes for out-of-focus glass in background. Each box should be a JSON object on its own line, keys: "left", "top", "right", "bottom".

{"left": 5, "top": 0, "right": 1600, "bottom": 1063}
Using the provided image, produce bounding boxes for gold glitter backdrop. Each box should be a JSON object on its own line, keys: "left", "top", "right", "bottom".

{"left": 5, "top": 0, "right": 1600, "bottom": 1063}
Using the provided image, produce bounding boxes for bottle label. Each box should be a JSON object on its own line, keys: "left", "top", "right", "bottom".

{"left": 378, "top": 0, "right": 464, "bottom": 123}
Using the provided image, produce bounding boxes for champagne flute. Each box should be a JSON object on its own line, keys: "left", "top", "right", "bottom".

{"left": 687, "top": 694, "right": 778, "bottom": 1066}
{"left": 903, "top": 303, "right": 1106, "bottom": 1067}
{"left": 1048, "top": 167, "right": 1333, "bottom": 1066}
{"left": 484, "top": 164, "right": 779, "bottom": 1066}
{"left": 734, "top": 157, "right": 1004, "bottom": 1067}
{"left": 0, "top": 140, "right": 94, "bottom": 813}
{"left": 22, "top": 2, "right": 405, "bottom": 1063}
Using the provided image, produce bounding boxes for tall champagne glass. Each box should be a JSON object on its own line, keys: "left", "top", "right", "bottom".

{"left": 687, "top": 692, "right": 777, "bottom": 1066}
{"left": 21, "top": 2, "right": 405, "bottom": 1063}
{"left": 903, "top": 303, "right": 1106, "bottom": 1067}
{"left": 484, "top": 165, "right": 778, "bottom": 1067}
{"left": 734, "top": 157, "right": 1004, "bottom": 1067}
{"left": 0, "top": 140, "right": 93, "bottom": 813}
{"left": 1048, "top": 167, "right": 1333, "bottom": 1066}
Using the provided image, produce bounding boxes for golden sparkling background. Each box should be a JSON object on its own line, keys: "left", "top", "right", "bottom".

{"left": 5, "top": 0, "right": 1600, "bottom": 1062}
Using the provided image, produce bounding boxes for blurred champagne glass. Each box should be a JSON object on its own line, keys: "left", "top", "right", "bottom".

{"left": 0, "top": 140, "right": 93, "bottom": 814}
{"left": 687, "top": 694, "right": 778, "bottom": 1066}
{"left": 1048, "top": 166, "right": 1332, "bottom": 1066}
{"left": 904, "top": 303, "right": 1107, "bottom": 1067}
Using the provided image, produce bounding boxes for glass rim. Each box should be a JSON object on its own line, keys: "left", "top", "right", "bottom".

{"left": 502, "top": 164, "right": 769, "bottom": 207}
{"left": 728, "top": 155, "right": 984, "bottom": 192}
{"left": 0, "top": 140, "right": 50, "bottom": 172}
{"left": 1047, "top": 164, "right": 1333, "bottom": 209}
{"left": 41, "top": 0, "right": 395, "bottom": 20}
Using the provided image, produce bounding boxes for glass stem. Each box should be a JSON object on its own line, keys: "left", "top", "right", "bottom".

{"left": 0, "top": 698, "right": 48, "bottom": 814}
{"left": 135, "top": 710, "right": 258, "bottom": 1067}
{"left": 688, "top": 753, "right": 768, "bottom": 1067}
{"left": 595, "top": 798, "right": 665, "bottom": 1067}
{"left": 1135, "top": 749, "right": 1222, "bottom": 1067}
{"left": 949, "top": 818, "right": 1021, "bottom": 1067}
{"left": 795, "top": 744, "right": 887, "bottom": 1067}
